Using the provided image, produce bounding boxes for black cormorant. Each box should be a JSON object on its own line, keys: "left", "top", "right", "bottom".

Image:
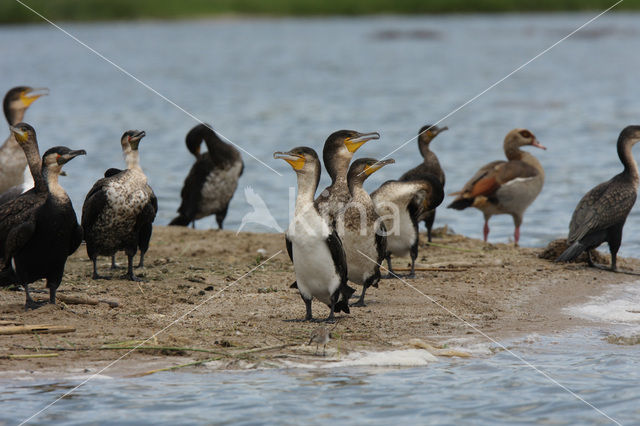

{"left": 399, "top": 124, "right": 447, "bottom": 241}
{"left": 0, "top": 123, "right": 84, "bottom": 309}
{"left": 557, "top": 126, "right": 640, "bottom": 271}
{"left": 170, "top": 124, "right": 243, "bottom": 229}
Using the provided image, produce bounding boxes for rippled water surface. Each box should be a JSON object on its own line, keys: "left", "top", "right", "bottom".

{"left": 2, "top": 14, "right": 640, "bottom": 252}
{"left": 2, "top": 330, "right": 640, "bottom": 425}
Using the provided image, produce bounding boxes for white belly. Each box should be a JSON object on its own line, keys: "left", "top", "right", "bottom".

{"left": 340, "top": 225, "right": 377, "bottom": 285}
{"left": 384, "top": 210, "right": 415, "bottom": 258}
{"left": 287, "top": 210, "right": 339, "bottom": 305}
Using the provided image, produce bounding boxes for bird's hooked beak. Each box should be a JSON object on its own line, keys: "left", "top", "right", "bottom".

{"left": 364, "top": 158, "right": 395, "bottom": 176}
{"left": 9, "top": 125, "right": 29, "bottom": 143}
{"left": 433, "top": 126, "right": 448, "bottom": 136}
{"left": 531, "top": 138, "right": 547, "bottom": 150}
{"left": 129, "top": 130, "right": 146, "bottom": 150}
{"left": 57, "top": 149, "right": 87, "bottom": 165}
{"left": 20, "top": 87, "right": 49, "bottom": 107}
{"left": 345, "top": 131, "right": 380, "bottom": 153}
{"left": 274, "top": 151, "right": 305, "bottom": 170}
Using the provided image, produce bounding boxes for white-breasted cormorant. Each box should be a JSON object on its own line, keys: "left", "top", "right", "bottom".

{"left": 169, "top": 124, "right": 243, "bottom": 229}
{"left": 448, "top": 129, "right": 546, "bottom": 246}
{"left": 336, "top": 158, "right": 394, "bottom": 306}
{"left": 0, "top": 87, "right": 48, "bottom": 193}
{"left": 275, "top": 147, "right": 354, "bottom": 321}
{"left": 372, "top": 177, "right": 444, "bottom": 277}
{"left": 557, "top": 126, "right": 640, "bottom": 271}
{"left": 315, "top": 130, "right": 380, "bottom": 223}
{"left": 0, "top": 123, "right": 84, "bottom": 309}
{"left": 399, "top": 124, "right": 448, "bottom": 242}
{"left": 82, "top": 130, "right": 157, "bottom": 281}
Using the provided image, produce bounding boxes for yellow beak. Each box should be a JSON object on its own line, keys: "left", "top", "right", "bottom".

{"left": 20, "top": 88, "right": 49, "bottom": 108}
{"left": 345, "top": 131, "right": 380, "bottom": 153}
{"left": 274, "top": 152, "right": 305, "bottom": 170}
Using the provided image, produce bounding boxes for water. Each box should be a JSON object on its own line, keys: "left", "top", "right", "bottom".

{"left": 2, "top": 330, "right": 640, "bottom": 425}
{"left": 2, "top": 13, "right": 640, "bottom": 425}
{"left": 2, "top": 14, "right": 640, "bottom": 252}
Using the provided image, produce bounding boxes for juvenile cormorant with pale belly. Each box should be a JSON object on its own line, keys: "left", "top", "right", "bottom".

{"left": 372, "top": 176, "right": 444, "bottom": 278}
{"left": 448, "top": 129, "right": 545, "bottom": 246}
{"left": 0, "top": 86, "right": 48, "bottom": 194}
{"left": 315, "top": 130, "right": 380, "bottom": 222}
{"left": 275, "top": 147, "right": 354, "bottom": 321}
{"left": 337, "top": 158, "right": 394, "bottom": 306}
{"left": 0, "top": 123, "right": 84, "bottom": 309}
{"left": 170, "top": 124, "right": 243, "bottom": 229}
{"left": 82, "top": 130, "right": 157, "bottom": 281}
{"left": 400, "top": 124, "right": 448, "bottom": 242}
{"left": 557, "top": 126, "right": 640, "bottom": 271}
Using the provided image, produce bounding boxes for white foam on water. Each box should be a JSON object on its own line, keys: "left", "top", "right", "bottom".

{"left": 326, "top": 349, "right": 438, "bottom": 368}
{"left": 565, "top": 281, "right": 640, "bottom": 325}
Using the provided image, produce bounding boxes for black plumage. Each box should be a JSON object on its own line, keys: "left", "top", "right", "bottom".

{"left": 399, "top": 124, "right": 447, "bottom": 242}
{"left": 557, "top": 126, "right": 640, "bottom": 271}
{"left": 170, "top": 124, "right": 243, "bottom": 229}
{"left": 82, "top": 130, "right": 157, "bottom": 281}
{"left": 0, "top": 123, "right": 84, "bottom": 309}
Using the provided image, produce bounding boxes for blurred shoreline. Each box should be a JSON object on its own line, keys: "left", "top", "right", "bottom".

{"left": 3, "top": 0, "right": 640, "bottom": 25}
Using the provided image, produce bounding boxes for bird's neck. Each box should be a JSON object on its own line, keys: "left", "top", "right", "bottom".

{"left": 6, "top": 108, "right": 26, "bottom": 126}
{"left": 24, "top": 142, "right": 46, "bottom": 192}
{"left": 295, "top": 173, "right": 318, "bottom": 214}
{"left": 43, "top": 167, "right": 68, "bottom": 200}
{"left": 418, "top": 141, "right": 432, "bottom": 159}
{"left": 125, "top": 150, "right": 142, "bottom": 172}
{"left": 619, "top": 139, "right": 639, "bottom": 186}
{"left": 504, "top": 144, "right": 524, "bottom": 161}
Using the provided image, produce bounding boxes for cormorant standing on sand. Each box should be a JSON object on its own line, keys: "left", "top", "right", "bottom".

{"left": 557, "top": 126, "right": 640, "bottom": 271}
{"left": 275, "top": 147, "right": 354, "bottom": 321}
{"left": 170, "top": 124, "right": 243, "bottom": 229}
{"left": 372, "top": 176, "right": 444, "bottom": 278}
{"left": 399, "top": 124, "right": 448, "bottom": 241}
{"left": 82, "top": 130, "right": 157, "bottom": 281}
{"left": 0, "top": 123, "right": 84, "bottom": 309}
{"left": 337, "top": 158, "right": 394, "bottom": 306}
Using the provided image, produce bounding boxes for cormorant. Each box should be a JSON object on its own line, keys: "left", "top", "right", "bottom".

{"left": 336, "top": 158, "right": 394, "bottom": 306}
{"left": 0, "top": 86, "right": 48, "bottom": 193}
{"left": 82, "top": 130, "right": 157, "bottom": 281}
{"left": 557, "top": 126, "right": 640, "bottom": 271}
{"left": 275, "top": 147, "right": 354, "bottom": 321}
{"left": 0, "top": 123, "right": 84, "bottom": 309}
{"left": 315, "top": 130, "right": 380, "bottom": 223}
{"left": 448, "top": 129, "right": 546, "bottom": 246}
{"left": 170, "top": 124, "right": 243, "bottom": 229}
{"left": 372, "top": 176, "right": 444, "bottom": 277}
{"left": 399, "top": 124, "right": 448, "bottom": 241}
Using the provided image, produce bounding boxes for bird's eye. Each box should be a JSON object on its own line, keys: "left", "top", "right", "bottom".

{"left": 519, "top": 130, "right": 532, "bottom": 138}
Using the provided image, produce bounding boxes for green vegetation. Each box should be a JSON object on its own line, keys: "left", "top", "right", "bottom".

{"left": 2, "top": 0, "right": 640, "bottom": 23}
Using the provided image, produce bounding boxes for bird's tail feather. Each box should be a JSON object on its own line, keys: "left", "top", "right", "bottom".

{"left": 447, "top": 198, "right": 473, "bottom": 210}
{"left": 0, "top": 267, "right": 18, "bottom": 287}
{"left": 556, "top": 241, "right": 585, "bottom": 263}
{"left": 335, "top": 284, "right": 356, "bottom": 314}
{"left": 169, "top": 215, "right": 190, "bottom": 226}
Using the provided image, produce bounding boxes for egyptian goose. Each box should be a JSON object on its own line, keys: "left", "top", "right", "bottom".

{"left": 448, "top": 128, "right": 545, "bottom": 245}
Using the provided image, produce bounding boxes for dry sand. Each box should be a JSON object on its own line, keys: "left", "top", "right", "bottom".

{"left": 1, "top": 226, "right": 639, "bottom": 377}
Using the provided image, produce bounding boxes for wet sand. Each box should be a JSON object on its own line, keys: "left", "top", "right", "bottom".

{"left": 1, "top": 226, "right": 638, "bottom": 377}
